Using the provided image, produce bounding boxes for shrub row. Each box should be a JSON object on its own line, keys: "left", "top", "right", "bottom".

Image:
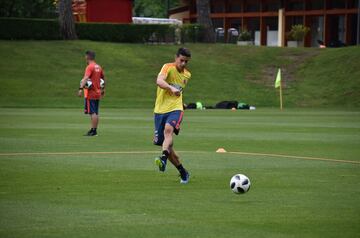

{"left": 0, "top": 18, "right": 61, "bottom": 40}
{"left": 76, "top": 22, "right": 174, "bottom": 43}
{"left": 0, "top": 18, "right": 204, "bottom": 43}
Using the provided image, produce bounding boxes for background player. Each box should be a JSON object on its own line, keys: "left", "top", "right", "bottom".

{"left": 153, "top": 48, "right": 191, "bottom": 184}
{"left": 78, "top": 50, "right": 105, "bottom": 136}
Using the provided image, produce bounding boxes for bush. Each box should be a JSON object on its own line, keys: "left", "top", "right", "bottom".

{"left": 180, "top": 24, "right": 205, "bottom": 43}
{"left": 238, "top": 30, "right": 252, "bottom": 41}
{"left": 0, "top": 18, "right": 204, "bottom": 43}
{"left": 288, "top": 24, "right": 310, "bottom": 41}
{"left": 0, "top": 17, "right": 61, "bottom": 40}
{"left": 76, "top": 22, "right": 174, "bottom": 43}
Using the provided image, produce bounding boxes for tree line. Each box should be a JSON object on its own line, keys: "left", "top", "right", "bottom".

{"left": 0, "top": 0, "right": 215, "bottom": 42}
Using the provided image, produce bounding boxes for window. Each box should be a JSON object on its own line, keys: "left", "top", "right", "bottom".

{"left": 244, "top": 17, "right": 260, "bottom": 44}
{"left": 228, "top": 0, "right": 242, "bottom": 12}
{"left": 286, "top": 0, "right": 305, "bottom": 11}
{"left": 244, "top": 0, "right": 260, "bottom": 12}
{"left": 265, "top": 17, "right": 278, "bottom": 30}
{"left": 306, "top": 0, "right": 324, "bottom": 10}
{"left": 348, "top": 0, "right": 359, "bottom": 8}
{"left": 327, "top": 0, "right": 346, "bottom": 9}
{"left": 211, "top": 0, "right": 225, "bottom": 13}
{"left": 288, "top": 16, "right": 304, "bottom": 26}
{"left": 230, "top": 19, "right": 242, "bottom": 31}
{"left": 262, "top": 0, "right": 281, "bottom": 12}
{"left": 244, "top": 17, "right": 260, "bottom": 34}
{"left": 212, "top": 18, "right": 224, "bottom": 29}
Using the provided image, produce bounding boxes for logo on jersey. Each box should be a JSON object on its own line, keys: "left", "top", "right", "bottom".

{"left": 169, "top": 84, "right": 183, "bottom": 92}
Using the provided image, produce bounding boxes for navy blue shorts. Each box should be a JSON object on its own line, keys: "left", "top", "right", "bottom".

{"left": 153, "top": 110, "right": 184, "bottom": 146}
{"left": 84, "top": 98, "right": 99, "bottom": 115}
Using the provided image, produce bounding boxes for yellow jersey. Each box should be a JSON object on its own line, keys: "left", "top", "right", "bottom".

{"left": 154, "top": 63, "right": 191, "bottom": 114}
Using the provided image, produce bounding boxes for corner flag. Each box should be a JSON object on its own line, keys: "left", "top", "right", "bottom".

{"left": 275, "top": 68, "right": 281, "bottom": 88}
{"left": 275, "top": 68, "right": 283, "bottom": 110}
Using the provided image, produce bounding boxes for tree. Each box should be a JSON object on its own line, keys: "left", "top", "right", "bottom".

{"left": 58, "top": 0, "right": 77, "bottom": 40}
{"left": 196, "top": 0, "right": 215, "bottom": 43}
{"left": 0, "top": 0, "right": 56, "bottom": 18}
{"left": 133, "top": 0, "right": 179, "bottom": 18}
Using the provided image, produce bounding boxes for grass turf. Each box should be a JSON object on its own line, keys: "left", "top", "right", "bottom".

{"left": 1, "top": 41, "right": 359, "bottom": 108}
{"left": 0, "top": 108, "right": 359, "bottom": 238}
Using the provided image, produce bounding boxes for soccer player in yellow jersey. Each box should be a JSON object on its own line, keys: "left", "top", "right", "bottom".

{"left": 153, "top": 48, "right": 191, "bottom": 184}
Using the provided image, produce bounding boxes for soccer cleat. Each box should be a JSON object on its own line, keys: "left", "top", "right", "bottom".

{"left": 155, "top": 157, "right": 167, "bottom": 172}
{"left": 84, "top": 129, "right": 97, "bottom": 136}
{"left": 84, "top": 129, "right": 92, "bottom": 136}
{"left": 89, "top": 130, "right": 98, "bottom": 136}
{"left": 180, "top": 171, "right": 190, "bottom": 184}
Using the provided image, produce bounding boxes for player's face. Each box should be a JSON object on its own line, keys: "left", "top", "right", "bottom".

{"left": 175, "top": 55, "right": 190, "bottom": 71}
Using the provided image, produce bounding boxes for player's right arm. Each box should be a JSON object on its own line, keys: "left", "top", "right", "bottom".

{"left": 78, "top": 65, "right": 93, "bottom": 97}
{"left": 156, "top": 65, "right": 180, "bottom": 96}
{"left": 78, "top": 76, "right": 87, "bottom": 97}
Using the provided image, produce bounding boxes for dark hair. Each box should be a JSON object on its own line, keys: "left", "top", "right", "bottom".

{"left": 85, "top": 50, "right": 96, "bottom": 60}
{"left": 176, "top": 47, "right": 191, "bottom": 58}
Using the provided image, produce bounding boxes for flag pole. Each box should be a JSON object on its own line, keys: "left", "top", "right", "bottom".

{"left": 279, "top": 81, "right": 283, "bottom": 110}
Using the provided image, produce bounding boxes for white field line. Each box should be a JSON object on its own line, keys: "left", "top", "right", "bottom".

{"left": 225, "top": 151, "right": 360, "bottom": 165}
{"left": 0, "top": 150, "right": 358, "bottom": 165}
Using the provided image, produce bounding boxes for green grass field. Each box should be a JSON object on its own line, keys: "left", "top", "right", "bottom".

{"left": 1, "top": 41, "right": 359, "bottom": 237}
{"left": 1, "top": 108, "right": 359, "bottom": 237}
{"left": 1, "top": 41, "right": 359, "bottom": 108}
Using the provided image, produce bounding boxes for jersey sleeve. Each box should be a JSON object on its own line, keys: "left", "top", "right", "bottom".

{"left": 186, "top": 71, "right": 191, "bottom": 80}
{"left": 183, "top": 70, "right": 191, "bottom": 85}
{"left": 84, "top": 65, "right": 93, "bottom": 78}
{"left": 158, "top": 64, "right": 171, "bottom": 77}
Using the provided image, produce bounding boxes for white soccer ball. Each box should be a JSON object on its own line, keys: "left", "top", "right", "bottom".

{"left": 85, "top": 80, "right": 92, "bottom": 89}
{"left": 230, "top": 174, "right": 251, "bottom": 194}
{"left": 80, "top": 79, "right": 92, "bottom": 89}
{"left": 100, "top": 78, "right": 105, "bottom": 88}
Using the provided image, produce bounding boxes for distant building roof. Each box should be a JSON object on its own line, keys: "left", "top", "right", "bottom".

{"left": 132, "top": 17, "right": 182, "bottom": 25}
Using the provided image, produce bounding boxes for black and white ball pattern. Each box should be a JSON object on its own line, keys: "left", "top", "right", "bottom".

{"left": 230, "top": 174, "right": 251, "bottom": 194}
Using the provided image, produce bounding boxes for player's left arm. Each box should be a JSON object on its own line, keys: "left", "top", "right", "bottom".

{"left": 101, "top": 70, "right": 106, "bottom": 96}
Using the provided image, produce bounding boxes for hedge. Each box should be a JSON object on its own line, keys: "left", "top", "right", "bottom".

{"left": 0, "top": 18, "right": 61, "bottom": 40}
{"left": 0, "top": 18, "right": 204, "bottom": 43}
{"left": 76, "top": 22, "right": 174, "bottom": 43}
{"left": 180, "top": 24, "right": 205, "bottom": 43}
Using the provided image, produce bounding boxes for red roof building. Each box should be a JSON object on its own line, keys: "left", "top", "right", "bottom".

{"left": 73, "top": 0, "right": 132, "bottom": 23}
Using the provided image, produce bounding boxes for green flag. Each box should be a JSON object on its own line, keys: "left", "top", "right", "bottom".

{"left": 275, "top": 68, "right": 281, "bottom": 88}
